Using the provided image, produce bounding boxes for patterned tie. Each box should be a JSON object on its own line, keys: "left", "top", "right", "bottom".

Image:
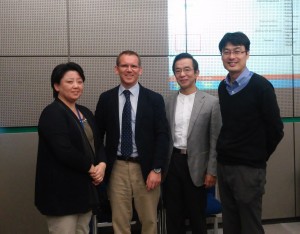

{"left": 121, "top": 90, "right": 133, "bottom": 156}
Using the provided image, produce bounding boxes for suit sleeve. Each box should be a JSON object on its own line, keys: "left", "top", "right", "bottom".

{"left": 95, "top": 93, "right": 107, "bottom": 146}
{"left": 207, "top": 98, "right": 222, "bottom": 176}
{"left": 153, "top": 94, "right": 170, "bottom": 171}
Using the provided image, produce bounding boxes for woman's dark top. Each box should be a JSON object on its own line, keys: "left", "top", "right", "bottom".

{"left": 35, "top": 98, "right": 106, "bottom": 216}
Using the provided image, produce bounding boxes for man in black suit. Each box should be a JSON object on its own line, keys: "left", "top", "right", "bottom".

{"left": 95, "top": 50, "right": 169, "bottom": 234}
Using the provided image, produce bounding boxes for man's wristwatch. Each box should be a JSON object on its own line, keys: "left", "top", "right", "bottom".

{"left": 153, "top": 168, "right": 161, "bottom": 174}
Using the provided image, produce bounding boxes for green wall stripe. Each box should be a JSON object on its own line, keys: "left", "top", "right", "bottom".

{"left": 282, "top": 117, "right": 300, "bottom": 123}
{"left": 0, "top": 117, "right": 299, "bottom": 134}
{"left": 0, "top": 127, "right": 37, "bottom": 134}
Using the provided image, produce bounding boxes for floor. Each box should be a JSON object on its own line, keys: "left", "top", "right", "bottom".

{"left": 95, "top": 220, "right": 300, "bottom": 233}
{"left": 201, "top": 222, "right": 300, "bottom": 234}
{"left": 263, "top": 222, "right": 300, "bottom": 234}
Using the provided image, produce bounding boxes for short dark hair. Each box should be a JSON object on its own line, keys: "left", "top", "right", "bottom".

{"left": 218, "top": 32, "right": 251, "bottom": 53}
{"left": 172, "top": 53, "right": 199, "bottom": 75}
{"left": 51, "top": 62, "right": 85, "bottom": 98}
{"left": 116, "top": 50, "right": 141, "bottom": 67}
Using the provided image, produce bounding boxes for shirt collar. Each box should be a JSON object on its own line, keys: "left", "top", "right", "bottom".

{"left": 119, "top": 82, "right": 140, "bottom": 97}
{"left": 225, "top": 67, "right": 251, "bottom": 86}
{"left": 178, "top": 90, "right": 196, "bottom": 97}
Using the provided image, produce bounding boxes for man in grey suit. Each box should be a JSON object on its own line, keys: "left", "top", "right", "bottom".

{"left": 164, "top": 53, "right": 222, "bottom": 234}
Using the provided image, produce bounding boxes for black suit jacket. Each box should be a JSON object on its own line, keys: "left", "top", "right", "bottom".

{"left": 95, "top": 84, "right": 169, "bottom": 182}
{"left": 35, "top": 99, "right": 106, "bottom": 215}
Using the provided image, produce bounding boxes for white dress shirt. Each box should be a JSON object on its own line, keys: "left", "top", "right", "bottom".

{"left": 173, "top": 91, "right": 196, "bottom": 149}
{"left": 117, "top": 83, "right": 139, "bottom": 157}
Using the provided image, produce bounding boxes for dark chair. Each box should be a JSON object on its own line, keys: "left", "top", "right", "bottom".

{"left": 160, "top": 185, "right": 222, "bottom": 234}
{"left": 182, "top": 186, "right": 222, "bottom": 234}
{"left": 205, "top": 185, "right": 222, "bottom": 234}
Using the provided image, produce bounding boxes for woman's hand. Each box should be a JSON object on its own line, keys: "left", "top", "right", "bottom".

{"left": 89, "top": 162, "right": 106, "bottom": 185}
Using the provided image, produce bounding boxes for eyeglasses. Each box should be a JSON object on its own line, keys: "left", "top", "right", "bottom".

{"left": 175, "top": 67, "right": 194, "bottom": 75}
{"left": 221, "top": 50, "right": 247, "bottom": 56}
{"left": 118, "top": 64, "right": 140, "bottom": 70}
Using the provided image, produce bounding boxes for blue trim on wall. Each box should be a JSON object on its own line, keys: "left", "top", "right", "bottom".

{"left": 170, "top": 80, "right": 300, "bottom": 90}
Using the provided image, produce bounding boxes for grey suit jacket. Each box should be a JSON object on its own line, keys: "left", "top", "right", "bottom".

{"left": 165, "top": 90, "right": 222, "bottom": 187}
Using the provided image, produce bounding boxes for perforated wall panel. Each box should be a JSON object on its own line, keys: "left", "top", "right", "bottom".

{"left": 69, "top": 0, "right": 168, "bottom": 56}
{"left": 0, "top": 57, "right": 68, "bottom": 126}
{"left": 0, "top": 0, "right": 68, "bottom": 56}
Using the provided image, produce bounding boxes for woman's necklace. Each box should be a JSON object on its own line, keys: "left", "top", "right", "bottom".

{"left": 75, "top": 106, "right": 84, "bottom": 128}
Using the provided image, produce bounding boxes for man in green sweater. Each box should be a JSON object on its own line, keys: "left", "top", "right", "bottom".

{"left": 216, "top": 32, "right": 284, "bottom": 234}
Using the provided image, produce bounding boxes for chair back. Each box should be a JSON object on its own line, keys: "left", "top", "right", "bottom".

{"left": 205, "top": 186, "right": 222, "bottom": 215}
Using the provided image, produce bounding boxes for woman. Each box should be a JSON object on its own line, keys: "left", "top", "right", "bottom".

{"left": 35, "top": 62, "right": 106, "bottom": 234}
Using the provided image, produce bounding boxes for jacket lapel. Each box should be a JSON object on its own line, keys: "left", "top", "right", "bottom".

{"left": 187, "top": 90, "right": 205, "bottom": 138}
{"left": 135, "top": 84, "right": 145, "bottom": 132}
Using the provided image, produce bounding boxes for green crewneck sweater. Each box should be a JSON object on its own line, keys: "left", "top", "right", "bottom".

{"left": 217, "top": 73, "right": 284, "bottom": 168}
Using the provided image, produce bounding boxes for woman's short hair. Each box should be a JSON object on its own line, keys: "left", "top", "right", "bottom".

{"left": 51, "top": 62, "right": 85, "bottom": 98}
